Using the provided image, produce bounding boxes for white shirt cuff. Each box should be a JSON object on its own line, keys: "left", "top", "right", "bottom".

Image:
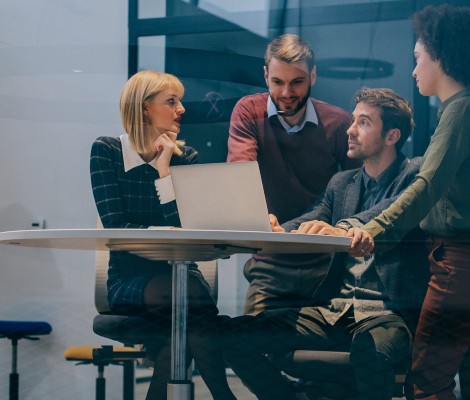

{"left": 154, "top": 175, "right": 176, "bottom": 204}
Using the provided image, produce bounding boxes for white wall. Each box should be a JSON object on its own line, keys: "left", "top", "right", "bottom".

{"left": 0, "top": 1, "right": 128, "bottom": 399}
{"left": 0, "top": 2, "right": 250, "bottom": 398}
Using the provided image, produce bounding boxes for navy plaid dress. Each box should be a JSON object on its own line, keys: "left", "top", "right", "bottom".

{"left": 90, "top": 136, "right": 205, "bottom": 314}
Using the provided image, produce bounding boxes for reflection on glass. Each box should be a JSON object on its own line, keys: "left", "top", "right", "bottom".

{"left": 195, "top": 0, "right": 271, "bottom": 37}
{"left": 134, "top": 1, "right": 417, "bottom": 161}
{"left": 138, "top": 0, "right": 166, "bottom": 19}
{"left": 138, "top": 36, "right": 166, "bottom": 72}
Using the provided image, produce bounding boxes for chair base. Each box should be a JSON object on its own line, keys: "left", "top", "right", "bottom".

{"left": 167, "top": 380, "right": 194, "bottom": 400}
{"left": 64, "top": 345, "right": 146, "bottom": 400}
{"left": 9, "top": 373, "right": 19, "bottom": 400}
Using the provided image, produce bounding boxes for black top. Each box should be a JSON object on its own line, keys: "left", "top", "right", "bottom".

{"left": 90, "top": 135, "right": 198, "bottom": 282}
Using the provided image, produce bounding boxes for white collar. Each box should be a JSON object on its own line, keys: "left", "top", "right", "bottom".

{"left": 267, "top": 96, "right": 318, "bottom": 134}
{"left": 120, "top": 134, "right": 158, "bottom": 172}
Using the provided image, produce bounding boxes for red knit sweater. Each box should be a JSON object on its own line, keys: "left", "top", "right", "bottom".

{"left": 228, "top": 93, "right": 361, "bottom": 267}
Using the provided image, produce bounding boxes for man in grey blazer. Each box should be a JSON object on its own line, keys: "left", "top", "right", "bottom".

{"left": 224, "top": 88, "right": 429, "bottom": 400}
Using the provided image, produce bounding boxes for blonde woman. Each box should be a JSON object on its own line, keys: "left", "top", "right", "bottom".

{"left": 90, "top": 70, "right": 235, "bottom": 400}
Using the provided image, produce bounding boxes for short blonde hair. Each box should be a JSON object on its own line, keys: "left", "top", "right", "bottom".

{"left": 119, "top": 70, "right": 185, "bottom": 155}
{"left": 265, "top": 34, "right": 315, "bottom": 72}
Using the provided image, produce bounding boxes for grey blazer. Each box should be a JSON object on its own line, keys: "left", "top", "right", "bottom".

{"left": 282, "top": 154, "right": 429, "bottom": 332}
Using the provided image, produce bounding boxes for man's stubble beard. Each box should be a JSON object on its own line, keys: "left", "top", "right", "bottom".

{"left": 271, "top": 84, "right": 311, "bottom": 117}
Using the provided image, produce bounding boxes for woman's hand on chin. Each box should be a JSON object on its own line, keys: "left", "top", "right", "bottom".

{"left": 154, "top": 132, "right": 177, "bottom": 177}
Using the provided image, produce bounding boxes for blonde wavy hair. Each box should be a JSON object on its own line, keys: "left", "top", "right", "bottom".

{"left": 120, "top": 70, "right": 185, "bottom": 156}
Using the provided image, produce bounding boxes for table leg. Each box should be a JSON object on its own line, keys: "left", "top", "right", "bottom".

{"left": 167, "top": 261, "right": 194, "bottom": 400}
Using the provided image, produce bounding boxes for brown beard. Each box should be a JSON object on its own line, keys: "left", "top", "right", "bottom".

{"left": 271, "top": 84, "right": 311, "bottom": 117}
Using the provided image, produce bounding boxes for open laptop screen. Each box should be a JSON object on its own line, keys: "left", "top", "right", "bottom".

{"left": 169, "top": 161, "right": 271, "bottom": 232}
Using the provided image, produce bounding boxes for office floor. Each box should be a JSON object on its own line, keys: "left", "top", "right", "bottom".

{"left": 134, "top": 368, "right": 424, "bottom": 400}
{"left": 135, "top": 366, "right": 464, "bottom": 399}
{"left": 135, "top": 369, "right": 256, "bottom": 399}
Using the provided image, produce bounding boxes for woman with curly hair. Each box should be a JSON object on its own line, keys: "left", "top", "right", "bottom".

{"left": 346, "top": 4, "right": 470, "bottom": 400}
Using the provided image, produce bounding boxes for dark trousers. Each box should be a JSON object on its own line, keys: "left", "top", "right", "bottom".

{"left": 412, "top": 236, "right": 470, "bottom": 400}
{"left": 243, "top": 257, "right": 330, "bottom": 315}
{"left": 223, "top": 307, "right": 412, "bottom": 400}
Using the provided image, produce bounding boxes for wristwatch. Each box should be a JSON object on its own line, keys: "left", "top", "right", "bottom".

{"left": 335, "top": 221, "right": 353, "bottom": 232}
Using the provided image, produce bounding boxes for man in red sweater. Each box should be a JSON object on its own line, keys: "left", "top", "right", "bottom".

{"left": 227, "top": 33, "right": 360, "bottom": 315}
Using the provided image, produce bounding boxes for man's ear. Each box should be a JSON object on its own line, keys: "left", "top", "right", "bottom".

{"left": 264, "top": 66, "right": 269, "bottom": 86}
{"left": 386, "top": 128, "right": 401, "bottom": 146}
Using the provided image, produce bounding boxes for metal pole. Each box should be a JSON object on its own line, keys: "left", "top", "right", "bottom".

{"left": 168, "top": 261, "right": 193, "bottom": 400}
{"left": 10, "top": 338, "right": 19, "bottom": 400}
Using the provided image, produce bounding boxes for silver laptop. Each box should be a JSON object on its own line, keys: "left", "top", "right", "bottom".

{"left": 169, "top": 161, "right": 271, "bottom": 231}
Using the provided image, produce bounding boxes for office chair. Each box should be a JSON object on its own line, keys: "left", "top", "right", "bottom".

{"left": 273, "top": 349, "right": 414, "bottom": 400}
{"left": 0, "top": 320, "right": 52, "bottom": 400}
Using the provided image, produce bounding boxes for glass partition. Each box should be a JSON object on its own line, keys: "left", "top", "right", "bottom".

{"left": 131, "top": 0, "right": 444, "bottom": 162}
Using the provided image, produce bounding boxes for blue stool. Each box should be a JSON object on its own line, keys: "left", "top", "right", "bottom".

{"left": 0, "top": 320, "right": 52, "bottom": 400}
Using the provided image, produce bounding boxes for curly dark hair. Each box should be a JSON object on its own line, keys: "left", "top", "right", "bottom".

{"left": 413, "top": 4, "right": 470, "bottom": 87}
